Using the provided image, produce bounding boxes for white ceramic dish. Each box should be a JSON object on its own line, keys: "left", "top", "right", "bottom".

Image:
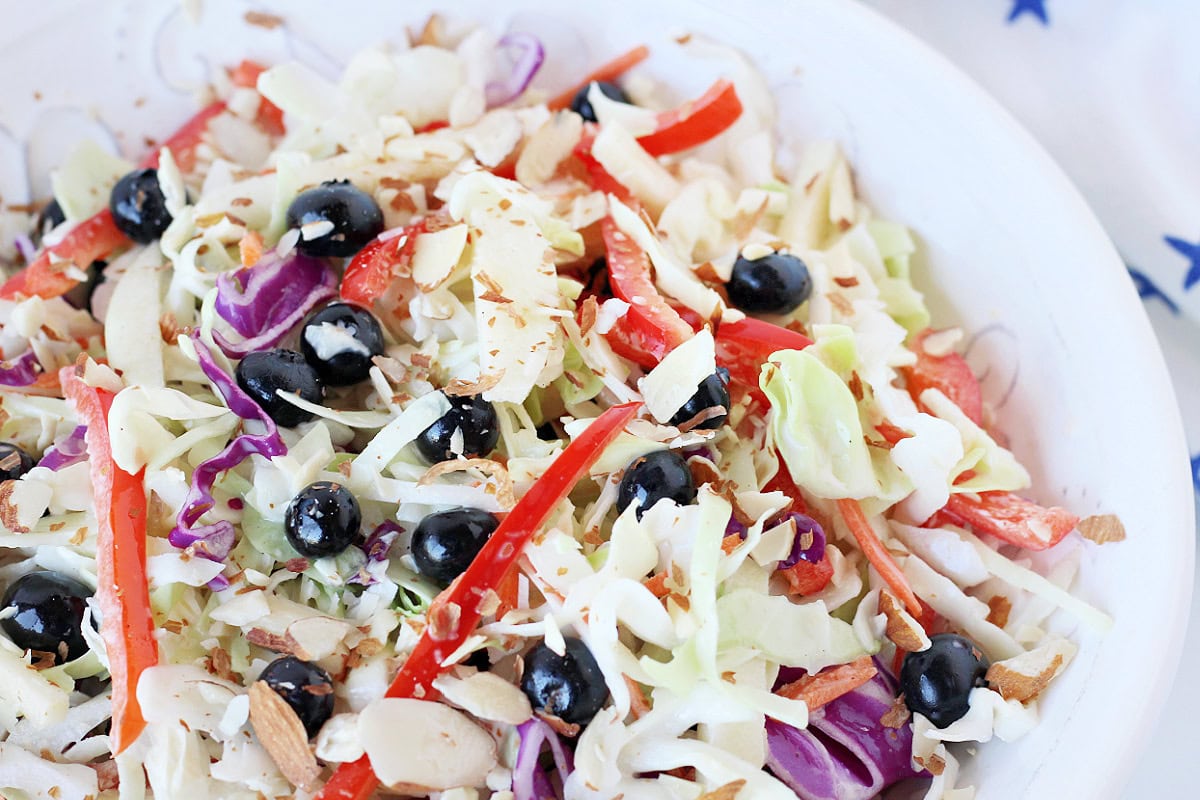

{"left": 1, "top": 1, "right": 1193, "bottom": 797}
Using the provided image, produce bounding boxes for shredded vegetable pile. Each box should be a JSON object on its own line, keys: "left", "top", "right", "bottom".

{"left": 0, "top": 18, "right": 1120, "bottom": 800}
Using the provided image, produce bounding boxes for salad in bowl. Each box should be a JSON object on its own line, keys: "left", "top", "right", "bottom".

{"left": 0, "top": 12, "right": 1121, "bottom": 800}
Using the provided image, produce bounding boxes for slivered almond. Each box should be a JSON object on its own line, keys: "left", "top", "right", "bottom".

{"left": 205, "top": 646, "right": 238, "bottom": 682}
{"left": 247, "top": 628, "right": 308, "bottom": 658}
{"left": 579, "top": 295, "right": 600, "bottom": 337}
{"left": 878, "top": 591, "right": 930, "bottom": 652}
{"left": 248, "top": 681, "right": 321, "bottom": 791}
{"left": 1078, "top": 514, "right": 1126, "bottom": 544}
{"left": 916, "top": 752, "right": 946, "bottom": 776}
{"left": 699, "top": 780, "right": 747, "bottom": 800}
{"left": 535, "top": 710, "right": 581, "bottom": 738}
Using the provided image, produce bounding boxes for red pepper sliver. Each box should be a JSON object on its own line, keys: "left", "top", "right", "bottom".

{"left": 63, "top": 374, "right": 158, "bottom": 754}
{"left": 939, "top": 491, "right": 1079, "bottom": 551}
{"left": 316, "top": 402, "right": 640, "bottom": 800}
{"left": 139, "top": 100, "right": 228, "bottom": 172}
{"left": 835, "top": 497, "right": 922, "bottom": 616}
{"left": 547, "top": 45, "right": 650, "bottom": 111}
{"left": 636, "top": 79, "right": 743, "bottom": 157}
{"left": 715, "top": 317, "right": 813, "bottom": 400}
{"left": 0, "top": 210, "right": 127, "bottom": 301}
{"left": 901, "top": 328, "right": 984, "bottom": 427}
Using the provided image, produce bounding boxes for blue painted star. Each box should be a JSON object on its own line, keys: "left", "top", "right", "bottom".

{"left": 1128, "top": 266, "right": 1179, "bottom": 314}
{"left": 1192, "top": 454, "right": 1200, "bottom": 493}
{"left": 1165, "top": 235, "right": 1200, "bottom": 291}
{"left": 1008, "top": 0, "right": 1049, "bottom": 24}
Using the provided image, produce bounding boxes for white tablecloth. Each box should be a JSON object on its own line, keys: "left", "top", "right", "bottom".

{"left": 865, "top": 2, "right": 1200, "bottom": 796}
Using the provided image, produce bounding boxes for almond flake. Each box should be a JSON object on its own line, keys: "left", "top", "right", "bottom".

{"left": 916, "top": 752, "right": 946, "bottom": 776}
{"left": 419, "top": 457, "right": 515, "bottom": 510}
{"left": 880, "top": 694, "right": 911, "bottom": 728}
{"left": 0, "top": 481, "right": 29, "bottom": 534}
{"left": 205, "top": 646, "right": 238, "bottom": 682}
{"left": 1078, "top": 514, "right": 1126, "bottom": 545}
{"left": 248, "top": 681, "right": 321, "bottom": 791}
{"left": 579, "top": 296, "right": 600, "bottom": 337}
{"left": 878, "top": 592, "right": 930, "bottom": 652}
{"left": 986, "top": 595, "right": 1012, "bottom": 628}
{"left": 428, "top": 601, "right": 462, "bottom": 642}
{"left": 675, "top": 405, "right": 728, "bottom": 433}
{"left": 985, "top": 638, "right": 1076, "bottom": 703}
{"left": 535, "top": 710, "right": 581, "bottom": 738}
{"left": 442, "top": 372, "right": 504, "bottom": 397}
{"left": 244, "top": 10, "right": 284, "bottom": 29}
{"left": 247, "top": 628, "right": 309, "bottom": 659}
{"left": 698, "top": 780, "right": 747, "bottom": 800}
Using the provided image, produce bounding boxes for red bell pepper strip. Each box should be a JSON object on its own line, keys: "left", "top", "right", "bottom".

{"left": 901, "top": 328, "right": 984, "bottom": 427}
{"left": 636, "top": 79, "right": 743, "bottom": 157}
{"left": 316, "top": 402, "right": 640, "bottom": 800}
{"left": 228, "top": 60, "right": 286, "bottom": 137}
{"left": 715, "top": 317, "right": 813, "bottom": 394}
{"left": 339, "top": 216, "right": 448, "bottom": 307}
{"left": 0, "top": 211, "right": 127, "bottom": 301}
{"left": 835, "top": 497, "right": 922, "bottom": 616}
{"left": 600, "top": 215, "right": 695, "bottom": 367}
{"left": 3, "top": 100, "right": 230, "bottom": 301}
{"left": 938, "top": 490, "right": 1079, "bottom": 551}
{"left": 139, "top": 100, "right": 228, "bottom": 172}
{"left": 548, "top": 45, "right": 651, "bottom": 111}
{"left": 62, "top": 373, "right": 158, "bottom": 754}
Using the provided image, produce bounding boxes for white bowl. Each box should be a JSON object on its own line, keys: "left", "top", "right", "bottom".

{"left": 2, "top": 1, "right": 1193, "bottom": 797}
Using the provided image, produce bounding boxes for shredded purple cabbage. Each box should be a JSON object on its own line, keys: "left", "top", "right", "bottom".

{"left": 513, "top": 718, "right": 573, "bottom": 800}
{"left": 13, "top": 233, "right": 36, "bottom": 263}
{"left": 725, "top": 513, "right": 748, "bottom": 540}
{"left": 766, "top": 664, "right": 926, "bottom": 800}
{"left": 359, "top": 520, "right": 403, "bottom": 563}
{"left": 211, "top": 252, "right": 337, "bottom": 358}
{"left": 486, "top": 33, "right": 546, "bottom": 108}
{"left": 0, "top": 349, "right": 43, "bottom": 387}
{"left": 168, "top": 334, "right": 287, "bottom": 563}
{"left": 778, "top": 512, "right": 827, "bottom": 569}
{"left": 37, "top": 425, "right": 88, "bottom": 471}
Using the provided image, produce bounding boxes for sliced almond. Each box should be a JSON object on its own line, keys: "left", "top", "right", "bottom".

{"left": 986, "top": 638, "right": 1077, "bottom": 703}
{"left": 358, "top": 698, "right": 497, "bottom": 791}
{"left": 432, "top": 671, "right": 532, "bottom": 725}
{"left": 248, "top": 681, "right": 321, "bottom": 791}
{"left": 419, "top": 457, "right": 515, "bottom": 510}
{"left": 985, "top": 594, "right": 1012, "bottom": 629}
{"left": 1078, "top": 514, "right": 1126, "bottom": 545}
{"left": 880, "top": 694, "right": 911, "bottom": 728}
{"left": 443, "top": 371, "right": 504, "bottom": 397}
{"left": 699, "top": 780, "right": 747, "bottom": 800}
{"left": 878, "top": 592, "right": 931, "bottom": 652}
{"left": 246, "top": 628, "right": 307, "bottom": 658}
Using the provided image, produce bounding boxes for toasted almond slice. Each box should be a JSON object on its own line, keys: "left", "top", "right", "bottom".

{"left": 878, "top": 591, "right": 931, "bottom": 652}
{"left": 248, "top": 681, "right": 321, "bottom": 791}
{"left": 699, "top": 780, "right": 748, "bottom": 800}
{"left": 880, "top": 694, "right": 911, "bottom": 728}
{"left": 986, "top": 594, "right": 1012, "bottom": 629}
{"left": 419, "top": 457, "right": 516, "bottom": 510}
{"left": 1078, "top": 514, "right": 1126, "bottom": 544}
{"left": 985, "top": 638, "right": 1077, "bottom": 703}
{"left": 359, "top": 698, "right": 497, "bottom": 791}
{"left": 432, "top": 671, "right": 532, "bottom": 725}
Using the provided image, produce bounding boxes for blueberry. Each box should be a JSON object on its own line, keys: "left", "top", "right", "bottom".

{"left": 570, "top": 81, "right": 631, "bottom": 123}
{"left": 1, "top": 571, "right": 93, "bottom": 664}
{"left": 236, "top": 349, "right": 324, "bottom": 428}
{"left": 901, "top": 633, "right": 990, "bottom": 728}
{"left": 411, "top": 507, "right": 499, "bottom": 587}
{"left": 415, "top": 394, "right": 501, "bottom": 464}
{"left": 616, "top": 449, "right": 696, "bottom": 519}
{"left": 35, "top": 199, "right": 66, "bottom": 244}
{"left": 727, "top": 251, "right": 812, "bottom": 315}
{"left": 286, "top": 180, "right": 383, "bottom": 258}
{"left": 0, "top": 442, "right": 36, "bottom": 482}
{"left": 109, "top": 169, "right": 174, "bottom": 244}
{"left": 521, "top": 637, "right": 609, "bottom": 725}
{"left": 258, "top": 655, "right": 335, "bottom": 738}
{"left": 668, "top": 371, "right": 730, "bottom": 430}
{"left": 300, "top": 303, "right": 385, "bottom": 387}
{"left": 284, "top": 481, "right": 362, "bottom": 558}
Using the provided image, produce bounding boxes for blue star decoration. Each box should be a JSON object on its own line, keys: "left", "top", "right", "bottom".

{"left": 1128, "top": 266, "right": 1179, "bottom": 314}
{"left": 1008, "top": 0, "right": 1049, "bottom": 25}
{"left": 1192, "top": 454, "right": 1200, "bottom": 493}
{"left": 1165, "top": 235, "right": 1200, "bottom": 291}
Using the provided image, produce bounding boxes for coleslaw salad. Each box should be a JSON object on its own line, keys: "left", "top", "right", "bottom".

{"left": 0, "top": 16, "right": 1120, "bottom": 800}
